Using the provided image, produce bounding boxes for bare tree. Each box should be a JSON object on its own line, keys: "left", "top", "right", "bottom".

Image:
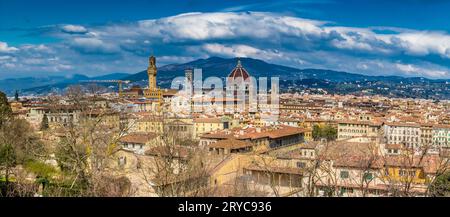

{"left": 139, "top": 115, "right": 214, "bottom": 197}
{"left": 47, "top": 88, "right": 133, "bottom": 196}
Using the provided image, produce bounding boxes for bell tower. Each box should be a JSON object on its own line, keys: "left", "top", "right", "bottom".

{"left": 147, "top": 55, "right": 157, "bottom": 90}
{"left": 144, "top": 55, "right": 162, "bottom": 112}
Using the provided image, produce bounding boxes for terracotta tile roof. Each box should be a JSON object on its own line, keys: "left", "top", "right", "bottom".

{"left": 338, "top": 120, "right": 382, "bottom": 126}
{"left": 433, "top": 124, "right": 450, "bottom": 129}
{"left": 208, "top": 138, "right": 253, "bottom": 149}
{"left": 385, "top": 144, "right": 403, "bottom": 150}
{"left": 119, "top": 133, "right": 157, "bottom": 144}
{"left": 441, "top": 147, "right": 450, "bottom": 157}
{"left": 194, "top": 118, "right": 222, "bottom": 123}
{"left": 244, "top": 165, "right": 304, "bottom": 175}
{"left": 201, "top": 125, "right": 305, "bottom": 140}
{"left": 228, "top": 59, "right": 250, "bottom": 80}
{"left": 333, "top": 155, "right": 384, "bottom": 169}
{"left": 145, "top": 145, "right": 190, "bottom": 159}
{"left": 317, "top": 141, "right": 385, "bottom": 169}
{"left": 384, "top": 122, "right": 421, "bottom": 127}
{"left": 162, "top": 89, "right": 179, "bottom": 96}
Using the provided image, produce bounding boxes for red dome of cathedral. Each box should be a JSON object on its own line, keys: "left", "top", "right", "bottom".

{"left": 228, "top": 58, "right": 250, "bottom": 80}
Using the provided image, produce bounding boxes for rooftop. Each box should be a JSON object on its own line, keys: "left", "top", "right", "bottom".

{"left": 119, "top": 132, "right": 158, "bottom": 144}
{"left": 227, "top": 58, "right": 250, "bottom": 81}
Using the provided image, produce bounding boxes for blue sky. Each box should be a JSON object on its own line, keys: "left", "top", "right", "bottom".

{"left": 1, "top": 0, "right": 450, "bottom": 79}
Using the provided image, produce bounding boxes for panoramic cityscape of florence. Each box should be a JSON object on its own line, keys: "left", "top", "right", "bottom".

{"left": 0, "top": 0, "right": 449, "bottom": 214}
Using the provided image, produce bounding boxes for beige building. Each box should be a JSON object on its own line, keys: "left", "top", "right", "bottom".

{"left": 201, "top": 125, "right": 306, "bottom": 153}
{"left": 337, "top": 120, "right": 382, "bottom": 140}
{"left": 134, "top": 116, "right": 163, "bottom": 133}
{"left": 119, "top": 132, "right": 160, "bottom": 154}
{"left": 420, "top": 123, "right": 434, "bottom": 146}
{"left": 193, "top": 117, "right": 239, "bottom": 139}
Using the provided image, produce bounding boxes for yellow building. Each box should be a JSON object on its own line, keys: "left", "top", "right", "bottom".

{"left": 303, "top": 129, "right": 313, "bottom": 141}
{"left": 382, "top": 155, "right": 440, "bottom": 185}
{"left": 135, "top": 116, "right": 163, "bottom": 133}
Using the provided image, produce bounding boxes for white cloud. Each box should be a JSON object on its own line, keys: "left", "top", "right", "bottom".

{"left": 394, "top": 32, "right": 450, "bottom": 58}
{"left": 396, "top": 63, "right": 449, "bottom": 78}
{"left": 203, "top": 43, "right": 261, "bottom": 57}
{"left": 71, "top": 38, "right": 119, "bottom": 54}
{"left": 61, "top": 24, "right": 88, "bottom": 34}
{"left": 134, "top": 12, "right": 325, "bottom": 43}
{"left": 2, "top": 11, "right": 450, "bottom": 79}
{"left": 0, "top": 42, "right": 19, "bottom": 53}
{"left": 202, "top": 43, "right": 286, "bottom": 63}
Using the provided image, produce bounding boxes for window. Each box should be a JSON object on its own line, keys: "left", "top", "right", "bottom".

{"left": 340, "top": 187, "right": 354, "bottom": 195}
{"left": 340, "top": 170, "right": 349, "bottom": 179}
{"left": 118, "top": 156, "right": 127, "bottom": 167}
{"left": 363, "top": 172, "right": 373, "bottom": 180}
{"left": 297, "top": 162, "right": 306, "bottom": 168}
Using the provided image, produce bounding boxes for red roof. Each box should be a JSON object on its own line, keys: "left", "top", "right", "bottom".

{"left": 228, "top": 58, "right": 250, "bottom": 80}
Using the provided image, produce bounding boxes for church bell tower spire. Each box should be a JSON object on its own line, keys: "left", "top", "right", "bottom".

{"left": 147, "top": 55, "right": 157, "bottom": 90}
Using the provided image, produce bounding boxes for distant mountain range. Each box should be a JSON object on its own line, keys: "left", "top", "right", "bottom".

{"left": 124, "top": 57, "right": 449, "bottom": 84}
{"left": 0, "top": 73, "right": 129, "bottom": 95}
{"left": 1, "top": 57, "right": 449, "bottom": 97}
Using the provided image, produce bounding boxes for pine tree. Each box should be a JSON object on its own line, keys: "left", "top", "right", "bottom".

{"left": 40, "top": 114, "right": 49, "bottom": 130}
{"left": 0, "top": 91, "right": 12, "bottom": 126}
{"left": 14, "top": 90, "right": 19, "bottom": 101}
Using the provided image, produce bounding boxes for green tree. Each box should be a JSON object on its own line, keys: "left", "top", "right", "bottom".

{"left": 322, "top": 125, "right": 337, "bottom": 141}
{"left": 312, "top": 124, "right": 337, "bottom": 141}
{"left": 429, "top": 171, "right": 450, "bottom": 197}
{"left": 0, "top": 142, "right": 16, "bottom": 196}
{"left": 312, "top": 125, "right": 322, "bottom": 141}
{"left": 0, "top": 118, "right": 44, "bottom": 196}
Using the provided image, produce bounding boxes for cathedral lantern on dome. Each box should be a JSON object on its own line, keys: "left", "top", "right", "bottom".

{"left": 226, "top": 58, "right": 256, "bottom": 113}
